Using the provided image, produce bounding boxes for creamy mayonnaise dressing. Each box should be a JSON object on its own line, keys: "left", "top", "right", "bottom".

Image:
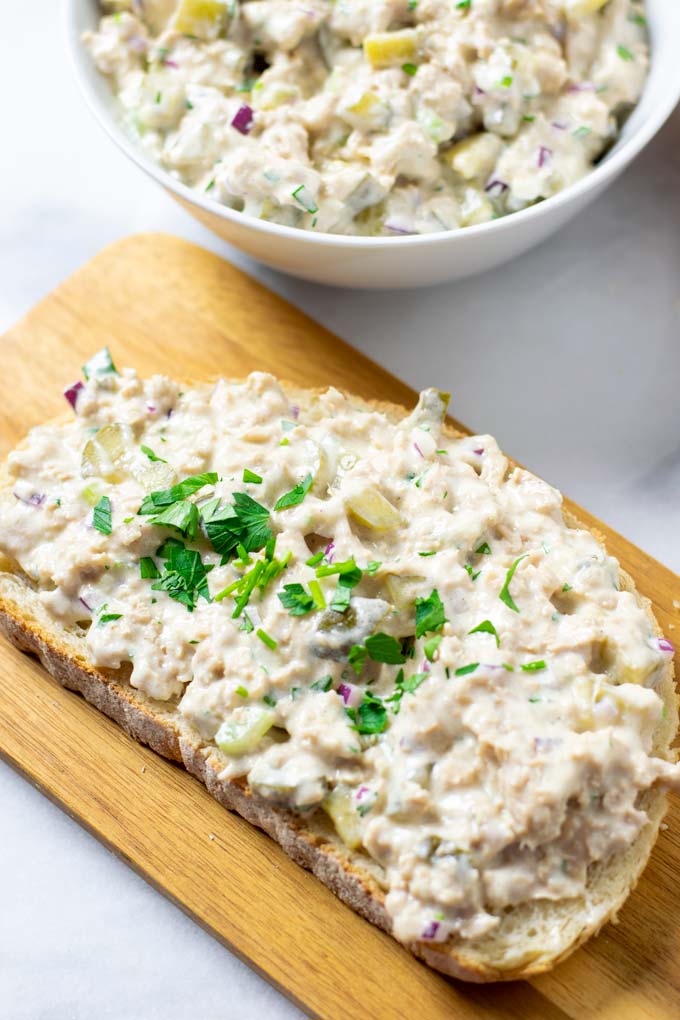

{"left": 1, "top": 360, "right": 677, "bottom": 944}
{"left": 84, "top": 0, "right": 649, "bottom": 236}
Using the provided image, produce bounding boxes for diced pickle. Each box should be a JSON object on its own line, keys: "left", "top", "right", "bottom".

{"left": 444, "top": 133, "right": 503, "bottom": 181}
{"left": 562, "top": 0, "right": 609, "bottom": 17}
{"left": 346, "top": 488, "right": 404, "bottom": 530}
{"left": 81, "top": 423, "right": 135, "bottom": 483}
{"left": 385, "top": 575, "right": 425, "bottom": 612}
{"left": 311, "top": 598, "right": 390, "bottom": 661}
{"left": 173, "top": 0, "right": 230, "bottom": 39}
{"left": 215, "top": 706, "right": 275, "bottom": 756}
{"left": 131, "top": 459, "right": 176, "bottom": 491}
{"left": 323, "top": 786, "right": 363, "bottom": 850}
{"left": 364, "top": 30, "right": 418, "bottom": 69}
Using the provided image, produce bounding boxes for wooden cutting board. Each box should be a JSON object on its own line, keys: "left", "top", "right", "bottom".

{"left": 1, "top": 234, "right": 678, "bottom": 1020}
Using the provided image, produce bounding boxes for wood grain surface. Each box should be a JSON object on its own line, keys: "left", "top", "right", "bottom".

{"left": 1, "top": 234, "right": 678, "bottom": 1020}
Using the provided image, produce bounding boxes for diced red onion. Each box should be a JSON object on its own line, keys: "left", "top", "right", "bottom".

{"left": 421, "top": 920, "right": 441, "bottom": 941}
{"left": 324, "top": 540, "right": 335, "bottom": 563}
{"left": 384, "top": 222, "right": 412, "bottom": 236}
{"left": 538, "top": 146, "right": 553, "bottom": 169}
{"left": 568, "top": 82, "right": 596, "bottom": 93}
{"left": 147, "top": 403, "right": 157, "bottom": 414}
{"left": 79, "top": 595, "right": 93, "bottom": 613}
{"left": 290, "top": 405, "right": 300, "bottom": 420}
{"left": 14, "top": 490, "right": 45, "bottom": 507}
{"left": 658, "top": 638, "right": 675, "bottom": 655}
{"left": 356, "top": 785, "right": 370, "bottom": 802}
{"left": 551, "top": 121, "right": 568, "bottom": 131}
{"left": 128, "top": 35, "right": 148, "bottom": 54}
{"left": 414, "top": 442, "right": 424, "bottom": 459}
{"left": 421, "top": 659, "right": 430, "bottom": 674}
{"left": 64, "top": 381, "right": 84, "bottom": 410}
{"left": 473, "top": 448, "right": 484, "bottom": 456}
{"left": 162, "top": 58, "right": 179, "bottom": 69}
{"left": 337, "top": 683, "right": 361, "bottom": 708}
{"left": 231, "top": 104, "right": 254, "bottom": 136}
{"left": 484, "top": 179, "right": 508, "bottom": 196}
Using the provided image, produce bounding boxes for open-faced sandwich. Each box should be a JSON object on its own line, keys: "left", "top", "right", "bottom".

{"left": 0, "top": 351, "right": 677, "bottom": 980}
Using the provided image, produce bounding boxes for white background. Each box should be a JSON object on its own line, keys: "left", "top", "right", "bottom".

{"left": 1, "top": 4, "right": 679, "bottom": 1016}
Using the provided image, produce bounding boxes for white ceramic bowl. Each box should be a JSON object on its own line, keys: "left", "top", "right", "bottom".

{"left": 67, "top": 0, "right": 680, "bottom": 289}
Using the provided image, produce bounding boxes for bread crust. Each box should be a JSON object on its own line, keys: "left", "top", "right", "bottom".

{"left": 0, "top": 384, "right": 676, "bottom": 982}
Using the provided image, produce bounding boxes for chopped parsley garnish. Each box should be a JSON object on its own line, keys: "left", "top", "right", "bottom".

{"left": 93, "top": 496, "right": 112, "bottom": 536}
{"left": 82, "top": 347, "right": 117, "bottom": 380}
{"left": 415, "top": 589, "right": 446, "bottom": 638}
{"left": 402, "top": 62, "right": 418, "bottom": 76}
{"left": 201, "top": 492, "right": 272, "bottom": 560}
{"left": 139, "top": 556, "right": 160, "bottom": 579}
{"left": 138, "top": 473, "right": 218, "bottom": 514}
{"left": 455, "top": 663, "right": 479, "bottom": 676}
{"left": 141, "top": 445, "right": 167, "bottom": 463}
{"left": 148, "top": 499, "right": 200, "bottom": 540}
{"left": 274, "top": 473, "right": 313, "bottom": 511}
{"left": 562, "top": 583, "right": 573, "bottom": 592}
{"left": 499, "top": 554, "right": 528, "bottom": 613}
{"left": 385, "top": 668, "right": 428, "bottom": 712}
{"left": 423, "top": 634, "right": 442, "bottom": 661}
{"left": 617, "top": 44, "right": 634, "bottom": 61}
{"left": 468, "top": 619, "right": 500, "bottom": 648}
{"left": 365, "top": 633, "right": 406, "bottom": 665}
{"left": 278, "top": 583, "right": 315, "bottom": 616}
{"left": 149, "top": 538, "right": 214, "bottom": 611}
{"left": 243, "top": 468, "right": 262, "bottom": 484}
{"left": 347, "top": 693, "right": 387, "bottom": 735}
{"left": 98, "top": 612, "right": 122, "bottom": 626}
{"left": 235, "top": 685, "right": 249, "bottom": 698}
{"left": 348, "top": 644, "right": 367, "bottom": 675}
{"left": 263, "top": 694, "right": 277, "bottom": 707}
{"left": 521, "top": 660, "right": 547, "bottom": 672}
{"left": 241, "top": 612, "right": 254, "bottom": 633}
{"left": 310, "top": 675, "right": 333, "bottom": 693}
{"left": 366, "top": 561, "right": 382, "bottom": 575}
{"left": 464, "top": 564, "right": 481, "bottom": 581}
{"left": 418, "top": 551, "right": 437, "bottom": 557}
{"left": 475, "top": 542, "right": 491, "bottom": 555}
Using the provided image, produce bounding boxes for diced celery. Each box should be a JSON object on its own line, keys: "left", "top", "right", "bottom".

{"left": 323, "top": 786, "right": 363, "bottom": 850}
{"left": 215, "top": 706, "right": 275, "bottom": 756}
{"left": 364, "top": 30, "right": 418, "bottom": 69}
{"left": 346, "top": 488, "right": 404, "bottom": 530}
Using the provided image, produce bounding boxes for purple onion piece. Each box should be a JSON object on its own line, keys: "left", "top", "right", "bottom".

{"left": 538, "top": 145, "right": 553, "bottom": 169}
{"left": 473, "top": 448, "right": 484, "bottom": 456}
{"left": 484, "top": 178, "right": 508, "bottom": 196}
{"left": 14, "top": 490, "right": 45, "bottom": 507}
{"left": 162, "top": 58, "right": 179, "bottom": 69}
{"left": 337, "top": 683, "right": 361, "bottom": 708}
{"left": 231, "top": 104, "right": 254, "bottom": 136}
{"left": 290, "top": 405, "right": 300, "bottom": 420}
{"left": 384, "top": 221, "right": 412, "bottom": 236}
{"left": 414, "top": 442, "right": 424, "bottom": 459}
{"left": 421, "top": 920, "right": 440, "bottom": 941}
{"left": 79, "top": 595, "right": 93, "bottom": 613}
{"left": 356, "top": 785, "right": 370, "bottom": 801}
{"left": 324, "top": 540, "right": 335, "bottom": 564}
{"left": 658, "top": 637, "right": 675, "bottom": 655}
{"left": 64, "top": 380, "right": 84, "bottom": 410}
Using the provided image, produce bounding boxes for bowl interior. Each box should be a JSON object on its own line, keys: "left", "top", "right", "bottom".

{"left": 67, "top": 0, "right": 680, "bottom": 248}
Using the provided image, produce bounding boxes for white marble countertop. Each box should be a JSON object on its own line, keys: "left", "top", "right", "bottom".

{"left": 2, "top": 4, "right": 679, "bottom": 1017}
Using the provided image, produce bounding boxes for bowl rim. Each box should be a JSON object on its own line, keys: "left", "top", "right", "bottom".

{"left": 65, "top": 0, "right": 680, "bottom": 251}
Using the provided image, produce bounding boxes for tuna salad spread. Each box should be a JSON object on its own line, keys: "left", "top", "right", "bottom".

{"left": 1, "top": 353, "right": 677, "bottom": 944}
{"left": 84, "top": 0, "right": 649, "bottom": 236}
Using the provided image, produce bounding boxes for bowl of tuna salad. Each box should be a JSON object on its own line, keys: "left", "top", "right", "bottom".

{"left": 69, "top": 0, "right": 680, "bottom": 287}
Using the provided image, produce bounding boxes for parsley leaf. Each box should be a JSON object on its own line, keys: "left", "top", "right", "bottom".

{"left": 243, "top": 468, "right": 262, "bottom": 484}
{"left": 415, "top": 589, "right": 447, "bottom": 638}
{"left": 98, "top": 612, "right": 122, "bottom": 626}
{"left": 139, "top": 556, "right": 160, "bottom": 579}
{"left": 521, "top": 659, "right": 547, "bottom": 672}
{"left": 278, "top": 583, "right": 315, "bottom": 616}
{"left": 424, "top": 634, "right": 442, "bottom": 661}
{"left": 310, "top": 675, "right": 333, "bottom": 692}
{"left": 348, "top": 644, "right": 368, "bottom": 675}
{"left": 93, "top": 495, "right": 112, "bottom": 536}
{"left": 148, "top": 498, "right": 200, "bottom": 540}
{"left": 150, "top": 538, "right": 213, "bottom": 612}
{"left": 141, "top": 445, "right": 167, "bottom": 463}
{"left": 365, "top": 632, "right": 406, "bottom": 665}
{"left": 138, "top": 472, "right": 218, "bottom": 514}
{"left": 455, "top": 663, "right": 479, "bottom": 676}
{"left": 274, "top": 473, "right": 313, "bottom": 511}
{"left": 468, "top": 619, "right": 500, "bottom": 648}
{"left": 347, "top": 694, "right": 388, "bottom": 735}
{"left": 201, "top": 492, "right": 272, "bottom": 560}
{"left": 499, "top": 554, "right": 528, "bottom": 613}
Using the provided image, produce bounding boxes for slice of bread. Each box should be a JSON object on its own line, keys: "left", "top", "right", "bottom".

{"left": 0, "top": 384, "right": 676, "bottom": 982}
